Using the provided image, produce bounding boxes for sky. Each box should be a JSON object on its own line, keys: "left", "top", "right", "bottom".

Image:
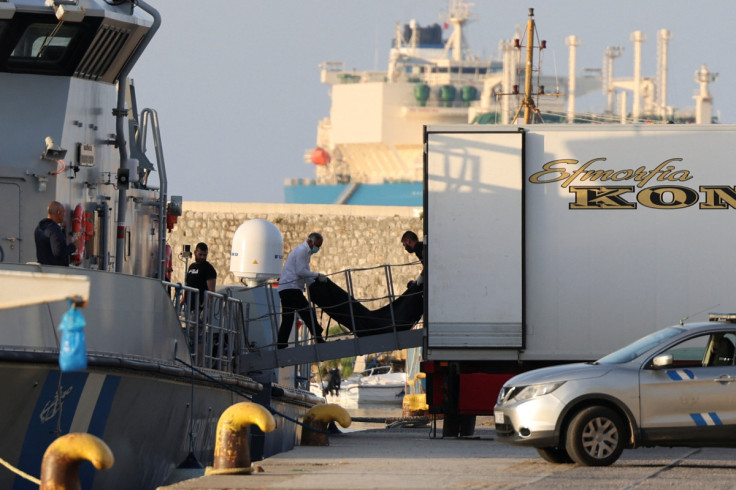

{"left": 130, "top": 1, "right": 735, "bottom": 204}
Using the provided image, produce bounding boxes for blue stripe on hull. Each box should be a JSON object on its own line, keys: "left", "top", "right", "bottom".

{"left": 13, "top": 371, "right": 120, "bottom": 490}
{"left": 14, "top": 370, "right": 87, "bottom": 490}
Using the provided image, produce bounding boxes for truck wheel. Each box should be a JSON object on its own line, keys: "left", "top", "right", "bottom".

{"left": 459, "top": 415, "right": 476, "bottom": 437}
{"left": 442, "top": 414, "right": 459, "bottom": 437}
{"left": 442, "top": 414, "right": 475, "bottom": 437}
{"left": 564, "top": 406, "right": 625, "bottom": 466}
{"left": 536, "top": 446, "right": 573, "bottom": 464}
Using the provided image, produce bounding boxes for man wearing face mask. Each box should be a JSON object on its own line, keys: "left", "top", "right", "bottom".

{"left": 277, "top": 232, "right": 327, "bottom": 349}
{"left": 401, "top": 230, "right": 425, "bottom": 288}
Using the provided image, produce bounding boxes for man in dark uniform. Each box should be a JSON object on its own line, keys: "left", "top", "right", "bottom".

{"left": 34, "top": 201, "right": 79, "bottom": 266}
{"left": 184, "top": 242, "right": 217, "bottom": 310}
{"left": 401, "top": 230, "right": 424, "bottom": 288}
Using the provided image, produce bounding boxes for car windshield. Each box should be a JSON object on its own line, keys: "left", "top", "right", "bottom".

{"left": 596, "top": 326, "right": 685, "bottom": 364}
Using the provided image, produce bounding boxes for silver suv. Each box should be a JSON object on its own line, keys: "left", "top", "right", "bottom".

{"left": 494, "top": 314, "right": 736, "bottom": 466}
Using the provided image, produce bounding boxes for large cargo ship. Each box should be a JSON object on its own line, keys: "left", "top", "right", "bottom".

{"left": 286, "top": 2, "right": 718, "bottom": 206}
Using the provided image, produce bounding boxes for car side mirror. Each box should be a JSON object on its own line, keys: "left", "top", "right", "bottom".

{"left": 652, "top": 354, "right": 673, "bottom": 369}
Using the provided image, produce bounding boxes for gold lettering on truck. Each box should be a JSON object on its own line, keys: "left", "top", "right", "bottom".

{"left": 528, "top": 157, "right": 736, "bottom": 210}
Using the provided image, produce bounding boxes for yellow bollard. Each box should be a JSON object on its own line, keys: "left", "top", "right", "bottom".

{"left": 402, "top": 394, "right": 429, "bottom": 411}
{"left": 40, "top": 433, "right": 114, "bottom": 490}
{"left": 301, "top": 404, "right": 351, "bottom": 446}
{"left": 205, "top": 401, "right": 276, "bottom": 476}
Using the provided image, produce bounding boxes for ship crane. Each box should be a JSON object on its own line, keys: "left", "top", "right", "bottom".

{"left": 606, "top": 29, "right": 674, "bottom": 122}
{"left": 605, "top": 31, "right": 657, "bottom": 122}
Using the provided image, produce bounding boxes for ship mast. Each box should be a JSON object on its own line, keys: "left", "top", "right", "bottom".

{"left": 511, "top": 8, "right": 546, "bottom": 124}
{"left": 522, "top": 9, "right": 535, "bottom": 123}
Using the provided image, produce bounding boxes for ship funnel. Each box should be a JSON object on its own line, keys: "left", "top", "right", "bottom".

{"left": 230, "top": 219, "right": 283, "bottom": 285}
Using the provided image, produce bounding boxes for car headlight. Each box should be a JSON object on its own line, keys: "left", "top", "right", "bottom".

{"left": 499, "top": 381, "right": 564, "bottom": 404}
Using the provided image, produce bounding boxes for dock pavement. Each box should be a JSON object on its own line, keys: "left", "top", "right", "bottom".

{"left": 158, "top": 417, "right": 736, "bottom": 489}
{"left": 158, "top": 417, "right": 509, "bottom": 489}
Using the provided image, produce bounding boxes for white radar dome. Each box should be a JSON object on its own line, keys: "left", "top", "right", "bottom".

{"left": 230, "top": 219, "right": 283, "bottom": 282}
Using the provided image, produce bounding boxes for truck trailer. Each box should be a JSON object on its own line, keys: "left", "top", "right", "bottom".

{"left": 421, "top": 124, "right": 736, "bottom": 436}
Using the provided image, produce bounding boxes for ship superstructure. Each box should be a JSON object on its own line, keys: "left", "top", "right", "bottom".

{"left": 287, "top": 2, "right": 718, "bottom": 206}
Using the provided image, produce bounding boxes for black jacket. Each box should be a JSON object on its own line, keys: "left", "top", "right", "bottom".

{"left": 413, "top": 241, "right": 425, "bottom": 264}
{"left": 34, "top": 218, "right": 74, "bottom": 266}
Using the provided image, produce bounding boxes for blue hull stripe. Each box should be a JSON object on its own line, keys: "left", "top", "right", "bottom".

{"left": 14, "top": 370, "right": 87, "bottom": 490}
{"left": 13, "top": 371, "right": 120, "bottom": 490}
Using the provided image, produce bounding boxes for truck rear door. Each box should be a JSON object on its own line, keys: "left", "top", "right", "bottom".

{"left": 424, "top": 128, "right": 524, "bottom": 353}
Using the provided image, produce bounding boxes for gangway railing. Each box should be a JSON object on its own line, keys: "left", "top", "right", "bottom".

{"left": 165, "top": 261, "right": 425, "bottom": 373}
{"left": 165, "top": 282, "right": 242, "bottom": 373}
{"left": 238, "top": 262, "right": 425, "bottom": 372}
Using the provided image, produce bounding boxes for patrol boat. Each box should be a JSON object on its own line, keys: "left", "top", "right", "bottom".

{"left": 0, "top": 2, "right": 320, "bottom": 488}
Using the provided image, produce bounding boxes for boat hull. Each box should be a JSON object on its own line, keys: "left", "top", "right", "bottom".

{"left": 1, "top": 361, "right": 310, "bottom": 490}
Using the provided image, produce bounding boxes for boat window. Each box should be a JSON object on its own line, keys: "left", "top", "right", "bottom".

{"left": 10, "top": 22, "right": 79, "bottom": 62}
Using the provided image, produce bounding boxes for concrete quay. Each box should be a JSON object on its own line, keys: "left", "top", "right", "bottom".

{"left": 158, "top": 420, "right": 736, "bottom": 490}
{"left": 159, "top": 424, "right": 500, "bottom": 490}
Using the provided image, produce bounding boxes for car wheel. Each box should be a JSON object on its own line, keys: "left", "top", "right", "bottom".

{"left": 565, "top": 406, "right": 625, "bottom": 466}
{"left": 536, "top": 446, "right": 573, "bottom": 464}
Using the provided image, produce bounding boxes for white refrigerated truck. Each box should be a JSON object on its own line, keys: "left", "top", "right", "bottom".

{"left": 421, "top": 124, "right": 736, "bottom": 436}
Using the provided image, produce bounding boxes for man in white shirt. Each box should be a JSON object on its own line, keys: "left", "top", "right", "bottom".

{"left": 277, "top": 232, "right": 327, "bottom": 348}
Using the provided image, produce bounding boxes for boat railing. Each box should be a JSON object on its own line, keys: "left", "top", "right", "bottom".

{"left": 200, "top": 291, "right": 243, "bottom": 372}
{"left": 163, "top": 282, "right": 243, "bottom": 373}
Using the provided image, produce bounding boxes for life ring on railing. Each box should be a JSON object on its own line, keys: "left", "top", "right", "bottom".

{"left": 70, "top": 204, "right": 89, "bottom": 266}
{"left": 164, "top": 244, "right": 173, "bottom": 281}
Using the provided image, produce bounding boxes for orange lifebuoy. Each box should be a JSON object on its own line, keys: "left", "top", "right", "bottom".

{"left": 84, "top": 212, "right": 94, "bottom": 239}
{"left": 164, "top": 244, "right": 173, "bottom": 281}
{"left": 70, "top": 204, "right": 86, "bottom": 266}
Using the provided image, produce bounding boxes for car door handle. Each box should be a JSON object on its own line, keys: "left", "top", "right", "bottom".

{"left": 713, "top": 374, "right": 736, "bottom": 384}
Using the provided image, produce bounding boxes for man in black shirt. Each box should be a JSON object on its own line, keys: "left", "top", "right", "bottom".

{"left": 184, "top": 242, "right": 217, "bottom": 310}
{"left": 34, "top": 201, "right": 79, "bottom": 266}
{"left": 401, "top": 230, "right": 425, "bottom": 288}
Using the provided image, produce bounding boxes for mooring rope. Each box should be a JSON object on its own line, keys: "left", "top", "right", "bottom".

{"left": 174, "top": 357, "right": 331, "bottom": 435}
{"left": 0, "top": 456, "right": 41, "bottom": 485}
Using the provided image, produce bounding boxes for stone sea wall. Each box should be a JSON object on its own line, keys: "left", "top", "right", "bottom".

{"left": 167, "top": 202, "right": 423, "bottom": 310}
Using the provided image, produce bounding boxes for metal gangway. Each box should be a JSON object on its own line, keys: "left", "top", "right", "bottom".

{"left": 164, "top": 263, "right": 424, "bottom": 374}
